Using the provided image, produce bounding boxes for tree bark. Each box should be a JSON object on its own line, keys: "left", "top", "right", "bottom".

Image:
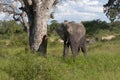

{"left": 29, "top": 11, "right": 48, "bottom": 54}
{"left": 28, "top": 0, "right": 55, "bottom": 55}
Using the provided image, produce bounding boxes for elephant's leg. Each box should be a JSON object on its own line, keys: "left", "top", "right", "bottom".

{"left": 63, "top": 41, "right": 69, "bottom": 57}
{"left": 70, "top": 41, "right": 78, "bottom": 61}
{"left": 81, "top": 42, "right": 87, "bottom": 58}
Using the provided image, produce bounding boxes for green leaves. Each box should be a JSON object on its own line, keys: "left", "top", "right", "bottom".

{"left": 104, "top": 0, "right": 120, "bottom": 22}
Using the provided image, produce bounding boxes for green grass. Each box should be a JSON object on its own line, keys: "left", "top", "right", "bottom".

{"left": 0, "top": 32, "right": 120, "bottom": 80}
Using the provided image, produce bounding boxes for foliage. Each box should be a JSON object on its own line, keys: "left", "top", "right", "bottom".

{"left": 50, "top": 20, "right": 59, "bottom": 32}
{"left": 0, "top": 20, "right": 23, "bottom": 38}
{"left": 82, "top": 19, "right": 110, "bottom": 37}
{"left": 84, "top": 20, "right": 120, "bottom": 40}
{"left": 48, "top": 20, "right": 60, "bottom": 36}
{"left": 104, "top": 0, "right": 120, "bottom": 22}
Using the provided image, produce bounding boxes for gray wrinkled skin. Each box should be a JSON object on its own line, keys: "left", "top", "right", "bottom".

{"left": 56, "top": 21, "right": 87, "bottom": 60}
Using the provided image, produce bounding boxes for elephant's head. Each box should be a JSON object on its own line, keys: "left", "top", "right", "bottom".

{"left": 56, "top": 22, "right": 68, "bottom": 40}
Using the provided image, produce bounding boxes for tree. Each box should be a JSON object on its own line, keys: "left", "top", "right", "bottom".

{"left": 49, "top": 20, "right": 59, "bottom": 32}
{"left": 104, "top": 0, "right": 120, "bottom": 22}
{"left": 0, "top": 0, "right": 62, "bottom": 55}
{"left": 82, "top": 19, "right": 109, "bottom": 36}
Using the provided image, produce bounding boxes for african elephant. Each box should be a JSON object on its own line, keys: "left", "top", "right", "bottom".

{"left": 56, "top": 21, "right": 87, "bottom": 60}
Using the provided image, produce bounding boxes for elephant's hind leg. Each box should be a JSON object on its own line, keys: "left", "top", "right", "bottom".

{"left": 81, "top": 43, "right": 87, "bottom": 58}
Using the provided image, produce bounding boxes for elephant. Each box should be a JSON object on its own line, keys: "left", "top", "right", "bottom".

{"left": 56, "top": 21, "right": 87, "bottom": 60}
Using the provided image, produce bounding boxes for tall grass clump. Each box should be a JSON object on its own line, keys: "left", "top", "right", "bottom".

{"left": 2, "top": 51, "right": 47, "bottom": 80}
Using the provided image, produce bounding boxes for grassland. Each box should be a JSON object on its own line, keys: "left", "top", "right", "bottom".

{"left": 0, "top": 31, "right": 120, "bottom": 80}
{"left": 0, "top": 20, "right": 120, "bottom": 80}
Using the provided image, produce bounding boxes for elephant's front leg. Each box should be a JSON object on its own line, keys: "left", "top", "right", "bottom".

{"left": 63, "top": 41, "right": 69, "bottom": 58}
{"left": 69, "top": 41, "right": 79, "bottom": 61}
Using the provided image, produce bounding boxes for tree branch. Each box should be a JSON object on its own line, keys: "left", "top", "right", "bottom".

{"left": 0, "top": 0, "right": 30, "bottom": 33}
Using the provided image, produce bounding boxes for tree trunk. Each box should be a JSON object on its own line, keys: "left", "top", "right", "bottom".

{"left": 29, "top": 0, "right": 53, "bottom": 55}
{"left": 29, "top": 14, "right": 48, "bottom": 55}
